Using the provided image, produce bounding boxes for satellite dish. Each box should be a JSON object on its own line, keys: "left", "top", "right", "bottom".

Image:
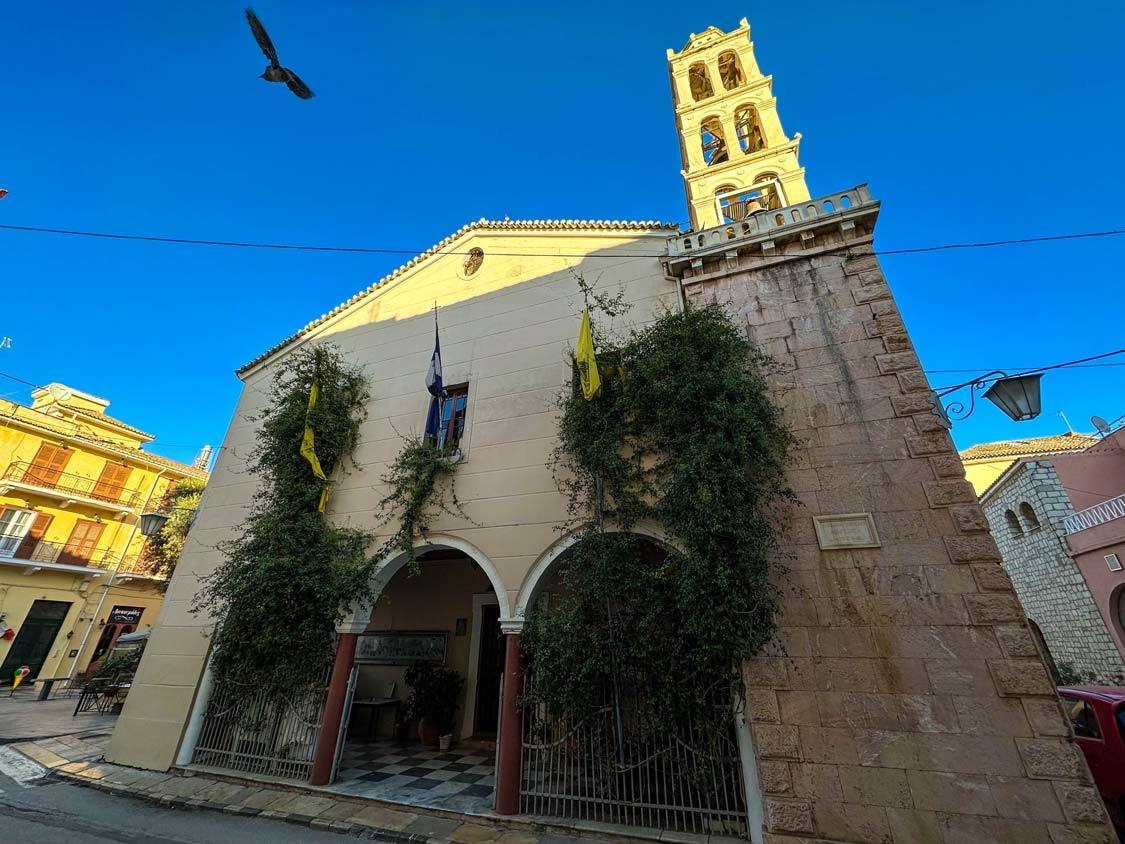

{"left": 1092, "top": 415, "right": 1112, "bottom": 435}
{"left": 46, "top": 384, "right": 73, "bottom": 403}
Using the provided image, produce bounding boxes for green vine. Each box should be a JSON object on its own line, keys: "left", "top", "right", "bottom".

{"left": 141, "top": 476, "right": 206, "bottom": 590}
{"left": 377, "top": 436, "right": 469, "bottom": 569}
{"left": 522, "top": 284, "right": 796, "bottom": 735}
{"left": 193, "top": 346, "right": 376, "bottom": 694}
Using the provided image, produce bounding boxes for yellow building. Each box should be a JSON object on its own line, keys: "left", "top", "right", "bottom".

{"left": 959, "top": 432, "right": 1097, "bottom": 494}
{"left": 0, "top": 383, "right": 208, "bottom": 686}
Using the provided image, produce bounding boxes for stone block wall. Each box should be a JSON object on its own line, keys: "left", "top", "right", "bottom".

{"left": 677, "top": 223, "right": 1114, "bottom": 843}
{"left": 983, "top": 460, "right": 1125, "bottom": 683}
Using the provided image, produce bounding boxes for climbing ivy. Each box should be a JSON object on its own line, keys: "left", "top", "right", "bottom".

{"left": 193, "top": 346, "right": 376, "bottom": 694}
{"left": 522, "top": 293, "right": 796, "bottom": 733}
{"left": 377, "top": 436, "right": 469, "bottom": 570}
{"left": 141, "top": 476, "right": 206, "bottom": 590}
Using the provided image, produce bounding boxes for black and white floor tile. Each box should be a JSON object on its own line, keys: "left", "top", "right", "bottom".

{"left": 327, "top": 739, "right": 496, "bottom": 815}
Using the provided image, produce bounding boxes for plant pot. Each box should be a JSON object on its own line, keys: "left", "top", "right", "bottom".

{"left": 439, "top": 733, "right": 453, "bottom": 752}
{"left": 418, "top": 717, "right": 441, "bottom": 748}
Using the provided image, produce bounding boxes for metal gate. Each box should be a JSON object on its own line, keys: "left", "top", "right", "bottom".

{"left": 519, "top": 688, "right": 749, "bottom": 837}
{"left": 191, "top": 670, "right": 330, "bottom": 781}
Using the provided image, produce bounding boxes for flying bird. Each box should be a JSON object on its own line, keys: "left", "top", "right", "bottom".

{"left": 245, "top": 8, "right": 314, "bottom": 100}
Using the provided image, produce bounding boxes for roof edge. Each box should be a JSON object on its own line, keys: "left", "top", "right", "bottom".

{"left": 235, "top": 217, "right": 679, "bottom": 377}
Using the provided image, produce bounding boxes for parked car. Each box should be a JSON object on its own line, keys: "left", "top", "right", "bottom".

{"left": 1058, "top": 686, "right": 1125, "bottom": 837}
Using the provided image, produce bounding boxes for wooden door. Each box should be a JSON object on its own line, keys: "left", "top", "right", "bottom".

{"left": 26, "top": 443, "right": 72, "bottom": 487}
{"left": 474, "top": 604, "right": 505, "bottom": 735}
{"left": 92, "top": 462, "right": 132, "bottom": 503}
{"left": 58, "top": 520, "right": 103, "bottom": 565}
{"left": 0, "top": 600, "right": 72, "bottom": 682}
{"left": 15, "top": 512, "right": 53, "bottom": 559}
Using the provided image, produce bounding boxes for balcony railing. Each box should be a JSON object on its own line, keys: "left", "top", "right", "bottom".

{"left": 2, "top": 461, "right": 140, "bottom": 508}
{"left": 0, "top": 535, "right": 162, "bottom": 576}
{"left": 1064, "top": 493, "right": 1125, "bottom": 535}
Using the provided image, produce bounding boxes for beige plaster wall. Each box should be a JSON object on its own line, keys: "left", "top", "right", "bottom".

{"left": 107, "top": 226, "right": 675, "bottom": 771}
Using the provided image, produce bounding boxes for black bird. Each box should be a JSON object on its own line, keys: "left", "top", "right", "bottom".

{"left": 245, "top": 8, "right": 314, "bottom": 100}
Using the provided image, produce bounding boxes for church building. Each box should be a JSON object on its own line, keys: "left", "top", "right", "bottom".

{"left": 107, "top": 19, "right": 1111, "bottom": 844}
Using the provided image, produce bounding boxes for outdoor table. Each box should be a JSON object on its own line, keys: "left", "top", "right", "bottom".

{"left": 350, "top": 696, "right": 401, "bottom": 741}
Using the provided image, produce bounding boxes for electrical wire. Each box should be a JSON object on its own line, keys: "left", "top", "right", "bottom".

{"left": 1, "top": 222, "right": 1124, "bottom": 259}
{"left": 932, "top": 348, "right": 1125, "bottom": 392}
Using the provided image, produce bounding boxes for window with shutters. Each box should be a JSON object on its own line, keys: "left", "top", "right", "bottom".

{"left": 92, "top": 462, "right": 133, "bottom": 503}
{"left": 59, "top": 519, "right": 104, "bottom": 565}
{"left": 25, "top": 443, "right": 73, "bottom": 488}
{"left": 15, "top": 512, "right": 53, "bottom": 560}
{"left": 0, "top": 508, "right": 36, "bottom": 558}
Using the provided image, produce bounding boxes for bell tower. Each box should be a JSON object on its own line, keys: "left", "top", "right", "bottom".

{"left": 668, "top": 19, "right": 810, "bottom": 231}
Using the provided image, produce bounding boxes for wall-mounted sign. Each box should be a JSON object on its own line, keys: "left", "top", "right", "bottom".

{"left": 813, "top": 513, "right": 880, "bottom": 550}
{"left": 356, "top": 630, "right": 448, "bottom": 665}
{"left": 107, "top": 606, "right": 144, "bottom": 625}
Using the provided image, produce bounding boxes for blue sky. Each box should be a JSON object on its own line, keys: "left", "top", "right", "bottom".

{"left": 1, "top": 1, "right": 1123, "bottom": 463}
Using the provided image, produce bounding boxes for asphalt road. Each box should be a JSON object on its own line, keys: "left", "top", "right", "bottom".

{"left": 0, "top": 765, "right": 364, "bottom": 844}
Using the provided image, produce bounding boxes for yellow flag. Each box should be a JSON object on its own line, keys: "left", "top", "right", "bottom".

{"left": 576, "top": 309, "right": 601, "bottom": 400}
{"left": 300, "top": 379, "right": 330, "bottom": 512}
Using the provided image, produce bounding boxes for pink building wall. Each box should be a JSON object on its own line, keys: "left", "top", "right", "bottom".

{"left": 1058, "top": 428, "right": 1125, "bottom": 667}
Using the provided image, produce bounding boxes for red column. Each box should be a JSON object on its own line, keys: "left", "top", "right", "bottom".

{"left": 309, "top": 632, "right": 357, "bottom": 786}
{"left": 495, "top": 632, "right": 523, "bottom": 814}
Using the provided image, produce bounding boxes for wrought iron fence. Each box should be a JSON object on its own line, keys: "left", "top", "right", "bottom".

{"left": 191, "top": 672, "right": 330, "bottom": 781}
{"left": 520, "top": 685, "right": 749, "bottom": 838}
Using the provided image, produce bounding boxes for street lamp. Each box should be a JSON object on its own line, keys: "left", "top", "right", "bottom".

{"left": 139, "top": 511, "right": 170, "bottom": 537}
{"left": 930, "top": 371, "right": 1044, "bottom": 429}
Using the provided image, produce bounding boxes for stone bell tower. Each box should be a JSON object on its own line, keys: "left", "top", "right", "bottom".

{"left": 668, "top": 18, "right": 810, "bottom": 231}
{"left": 663, "top": 19, "right": 1116, "bottom": 844}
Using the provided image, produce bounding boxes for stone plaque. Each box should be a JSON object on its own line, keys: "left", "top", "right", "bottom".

{"left": 813, "top": 513, "right": 880, "bottom": 550}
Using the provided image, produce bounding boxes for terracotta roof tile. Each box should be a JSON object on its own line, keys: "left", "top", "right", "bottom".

{"left": 236, "top": 218, "right": 679, "bottom": 375}
{"left": 959, "top": 433, "right": 1097, "bottom": 462}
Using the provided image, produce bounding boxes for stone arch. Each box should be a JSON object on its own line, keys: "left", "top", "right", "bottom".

{"left": 688, "top": 62, "right": 714, "bottom": 101}
{"left": 514, "top": 525, "right": 673, "bottom": 621}
{"left": 341, "top": 533, "right": 512, "bottom": 630}
{"left": 734, "top": 104, "right": 766, "bottom": 153}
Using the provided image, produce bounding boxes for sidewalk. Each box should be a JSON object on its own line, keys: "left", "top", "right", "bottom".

{"left": 0, "top": 687, "right": 118, "bottom": 742}
{"left": 7, "top": 732, "right": 657, "bottom": 844}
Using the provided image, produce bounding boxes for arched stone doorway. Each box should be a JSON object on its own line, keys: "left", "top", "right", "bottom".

{"left": 514, "top": 530, "right": 762, "bottom": 841}
{"left": 318, "top": 540, "right": 512, "bottom": 812}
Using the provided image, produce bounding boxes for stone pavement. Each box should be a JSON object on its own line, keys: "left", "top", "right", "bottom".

{"left": 7, "top": 732, "right": 701, "bottom": 844}
{"left": 0, "top": 686, "right": 118, "bottom": 742}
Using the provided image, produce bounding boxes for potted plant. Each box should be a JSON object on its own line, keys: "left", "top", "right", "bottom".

{"left": 404, "top": 661, "right": 464, "bottom": 748}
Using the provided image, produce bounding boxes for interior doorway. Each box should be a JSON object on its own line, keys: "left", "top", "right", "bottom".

{"left": 1, "top": 599, "right": 72, "bottom": 682}
{"left": 473, "top": 604, "right": 505, "bottom": 735}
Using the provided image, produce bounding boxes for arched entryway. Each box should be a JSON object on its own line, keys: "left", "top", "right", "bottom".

{"left": 513, "top": 531, "right": 762, "bottom": 841}
{"left": 313, "top": 539, "right": 516, "bottom": 814}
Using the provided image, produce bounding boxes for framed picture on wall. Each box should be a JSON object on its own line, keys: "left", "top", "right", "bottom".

{"left": 355, "top": 630, "right": 448, "bottom": 665}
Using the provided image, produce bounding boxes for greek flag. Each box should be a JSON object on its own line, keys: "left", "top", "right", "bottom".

{"left": 424, "top": 315, "right": 445, "bottom": 441}
{"left": 426, "top": 319, "right": 444, "bottom": 398}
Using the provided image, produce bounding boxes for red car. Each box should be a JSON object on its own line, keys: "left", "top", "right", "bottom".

{"left": 1058, "top": 686, "right": 1125, "bottom": 837}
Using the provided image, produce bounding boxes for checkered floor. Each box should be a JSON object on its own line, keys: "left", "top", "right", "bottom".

{"left": 326, "top": 739, "right": 496, "bottom": 815}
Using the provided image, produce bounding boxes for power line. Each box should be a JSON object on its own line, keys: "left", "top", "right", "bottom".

{"left": 925, "top": 363, "right": 1125, "bottom": 374}
{"left": 1, "top": 222, "right": 1124, "bottom": 260}
{"left": 932, "top": 348, "right": 1125, "bottom": 392}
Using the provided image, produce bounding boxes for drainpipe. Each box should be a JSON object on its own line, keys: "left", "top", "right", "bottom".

{"left": 66, "top": 468, "right": 167, "bottom": 683}
{"left": 663, "top": 261, "right": 687, "bottom": 314}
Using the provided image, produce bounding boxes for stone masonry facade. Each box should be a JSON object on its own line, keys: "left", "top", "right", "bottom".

{"left": 983, "top": 460, "right": 1125, "bottom": 684}
{"left": 668, "top": 197, "right": 1115, "bottom": 843}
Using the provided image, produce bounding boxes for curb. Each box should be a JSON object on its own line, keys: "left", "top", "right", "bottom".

{"left": 49, "top": 768, "right": 428, "bottom": 842}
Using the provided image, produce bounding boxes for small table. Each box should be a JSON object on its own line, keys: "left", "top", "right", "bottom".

{"left": 350, "top": 696, "right": 401, "bottom": 742}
